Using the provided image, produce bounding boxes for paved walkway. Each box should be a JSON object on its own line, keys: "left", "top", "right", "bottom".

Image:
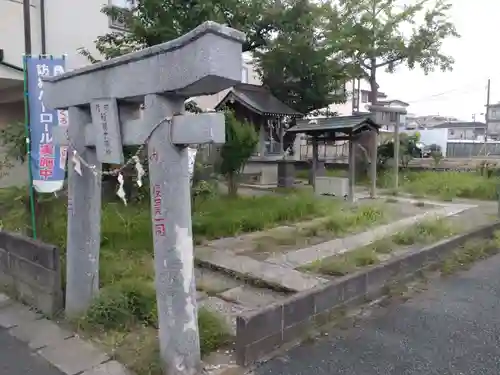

{"left": 0, "top": 294, "right": 129, "bottom": 375}
{"left": 255, "top": 252, "right": 500, "bottom": 375}
{"left": 0, "top": 327, "right": 64, "bottom": 375}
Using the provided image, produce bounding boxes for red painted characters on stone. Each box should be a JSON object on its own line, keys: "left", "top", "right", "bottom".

{"left": 153, "top": 184, "right": 166, "bottom": 236}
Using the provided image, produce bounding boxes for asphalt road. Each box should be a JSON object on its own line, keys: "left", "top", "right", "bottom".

{"left": 0, "top": 327, "right": 64, "bottom": 375}
{"left": 256, "top": 252, "right": 500, "bottom": 375}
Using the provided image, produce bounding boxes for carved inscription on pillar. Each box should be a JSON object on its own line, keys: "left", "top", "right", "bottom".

{"left": 90, "top": 98, "right": 124, "bottom": 164}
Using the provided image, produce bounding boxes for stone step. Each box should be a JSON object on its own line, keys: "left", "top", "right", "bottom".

{"left": 219, "top": 285, "right": 288, "bottom": 308}
{"left": 199, "top": 297, "right": 251, "bottom": 335}
{"left": 195, "top": 248, "right": 326, "bottom": 292}
{"left": 195, "top": 267, "right": 243, "bottom": 294}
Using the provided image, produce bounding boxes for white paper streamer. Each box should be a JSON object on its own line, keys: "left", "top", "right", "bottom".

{"left": 188, "top": 147, "right": 197, "bottom": 186}
{"left": 72, "top": 150, "right": 82, "bottom": 176}
{"left": 133, "top": 156, "right": 145, "bottom": 187}
{"left": 117, "top": 173, "right": 127, "bottom": 206}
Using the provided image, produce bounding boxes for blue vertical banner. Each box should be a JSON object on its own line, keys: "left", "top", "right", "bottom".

{"left": 26, "top": 57, "right": 68, "bottom": 193}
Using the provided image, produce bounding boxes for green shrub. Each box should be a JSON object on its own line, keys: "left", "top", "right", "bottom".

{"left": 80, "top": 281, "right": 231, "bottom": 356}
{"left": 198, "top": 308, "right": 231, "bottom": 356}
{"left": 82, "top": 280, "right": 157, "bottom": 330}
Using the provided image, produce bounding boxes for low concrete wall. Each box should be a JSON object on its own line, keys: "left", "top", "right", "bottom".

{"left": 0, "top": 231, "right": 63, "bottom": 316}
{"left": 235, "top": 221, "right": 500, "bottom": 366}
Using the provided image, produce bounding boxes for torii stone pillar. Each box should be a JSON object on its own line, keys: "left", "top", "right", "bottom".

{"left": 44, "top": 22, "right": 246, "bottom": 375}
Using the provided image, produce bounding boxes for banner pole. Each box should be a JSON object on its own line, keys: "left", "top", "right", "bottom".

{"left": 23, "top": 55, "right": 37, "bottom": 239}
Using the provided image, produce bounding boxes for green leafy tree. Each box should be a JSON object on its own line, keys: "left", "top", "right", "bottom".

{"left": 377, "top": 132, "right": 421, "bottom": 169}
{"left": 254, "top": 0, "right": 357, "bottom": 115}
{"left": 332, "top": 0, "right": 459, "bottom": 102}
{"left": 79, "top": 0, "right": 284, "bottom": 61}
{"left": 218, "top": 110, "right": 258, "bottom": 196}
{"left": 0, "top": 121, "right": 27, "bottom": 163}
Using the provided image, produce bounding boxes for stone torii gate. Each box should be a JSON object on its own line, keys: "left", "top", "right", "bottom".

{"left": 44, "top": 22, "right": 245, "bottom": 375}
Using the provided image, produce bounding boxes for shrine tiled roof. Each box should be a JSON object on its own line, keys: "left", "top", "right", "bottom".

{"left": 287, "top": 114, "right": 380, "bottom": 134}
{"left": 215, "top": 83, "right": 303, "bottom": 117}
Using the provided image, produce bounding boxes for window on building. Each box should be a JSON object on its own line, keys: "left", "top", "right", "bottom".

{"left": 241, "top": 67, "right": 249, "bottom": 83}
{"left": 361, "top": 91, "right": 369, "bottom": 103}
{"left": 109, "top": 0, "right": 136, "bottom": 30}
{"left": 389, "top": 112, "right": 397, "bottom": 122}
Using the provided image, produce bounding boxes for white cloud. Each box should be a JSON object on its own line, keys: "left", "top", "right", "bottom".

{"left": 378, "top": 0, "right": 498, "bottom": 121}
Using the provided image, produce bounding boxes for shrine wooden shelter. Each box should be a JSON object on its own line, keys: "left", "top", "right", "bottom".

{"left": 215, "top": 83, "right": 302, "bottom": 157}
{"left": 286, "top": 114, "right": 381, "bottom": 201}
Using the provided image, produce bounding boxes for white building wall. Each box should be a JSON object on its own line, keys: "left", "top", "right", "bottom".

{"left": 0, "top": 0, "right": 114, "bottom": 81}
{"left": 0, "top": 0, "right": 41, "bottom": 74}
{"left": 0, "top": 0, "right": 120, "bottom": 187}
{"left": 326, "top": 79, "right": 373, "bottom": 116}
{"left": 44, "top": 0, "right": 112, "bottom": 71}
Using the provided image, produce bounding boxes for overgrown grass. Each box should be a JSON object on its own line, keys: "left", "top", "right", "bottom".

{"left": 0, "top": 187, "right": 338, "bottom": 284}
{"left": 378, "top": 170, "right": 498, "bottom": 201}
{"left": 296, "top": 167, "right": 499, "bottom": 201}
{"left": 440, "top": 231, "right": 500, "bottom": 275}
{"left": 192, "top": 192, "right": 337, "bottom": 240}
{"left": 0, "top": 186, "right": 339, "bottom": 367}
{"left": 318, "top": 205, "right": 386, "bottom": 235}
{"left": 75, "top": 280, "right": 231, "bottom": 374}
{"left": 302, "top": 219, "right": 459, "bottom": 276}
{"left": 252, "top": 204, "right": 388, "bottom": 252}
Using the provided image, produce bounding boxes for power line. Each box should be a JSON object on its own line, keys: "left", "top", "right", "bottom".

{"left": 405, "top": 82, "right": 486, "bottom": 104}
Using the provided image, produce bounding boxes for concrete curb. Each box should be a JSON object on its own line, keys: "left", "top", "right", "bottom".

{"left": 0, "top": 293, "right": 132, "bottom": 375}
{"left": 234, "top": 221, "right": 500, "bottom": 366}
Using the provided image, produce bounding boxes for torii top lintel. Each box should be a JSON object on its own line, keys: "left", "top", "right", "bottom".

{"left": 42, "top": 21, "right": 246, "bottom": 109}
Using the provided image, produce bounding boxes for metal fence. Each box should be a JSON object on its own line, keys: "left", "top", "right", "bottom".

{"left": 299, "top": 142, "right": 349, "bottom": 161}
{"left": 446, "top": 141, "right": 500, "bottom": 158}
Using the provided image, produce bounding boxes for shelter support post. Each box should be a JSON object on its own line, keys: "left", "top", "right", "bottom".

{"left": 394, "top": 116, "right": 400, "bottom": 192}
{"left": 348, "top": 135, "right": 355, "bottom": 202}
{"left": 311, "top": 136, "right": 318, "bottom": 190}
{"left": 370, "top": 130, "right": 378, "bottom": 198}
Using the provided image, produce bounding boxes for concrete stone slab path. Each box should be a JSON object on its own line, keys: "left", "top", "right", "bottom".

{"left": 266, "top": 203, "right": 474, "bottom": 268}
{"left": 195, "top": 247, "right": 328, "bottom": 292}
{"left": 0, "top": 293, "right": 131, "bottom": 375}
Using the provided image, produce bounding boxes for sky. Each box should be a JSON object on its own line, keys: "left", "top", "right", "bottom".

{"left": 377, "top": 0, "right": 498, "bottom": 121}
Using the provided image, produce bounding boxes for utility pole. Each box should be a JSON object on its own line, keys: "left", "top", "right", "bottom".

{"left": 485, "top": 78, "right": 491, "bottom": 152}
{"left": 23, "top": 0, "right": 32, "bottom": 55}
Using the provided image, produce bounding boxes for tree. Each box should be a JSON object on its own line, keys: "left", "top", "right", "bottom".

{"left": 331, "top": 0, "right": 459, "bottom": 103}
{"left": 377, "top": 132, "right": 421, "bottom": 169}
{"left": 80, "top": 0, "right": 284, "bottom": 61}
{"left": 218, "top": 110, "right": 258, "bottom": 196}
{"left": 254, "top": 0, "right": 356, "bottom": 115}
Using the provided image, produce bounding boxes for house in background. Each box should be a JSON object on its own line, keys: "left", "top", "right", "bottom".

{"left": 373, "top": 99, "right": 410, "bottom": 130}
{"left": 0, "top": 0, "right": 143, "bottom": 187}
{"left": 486, "top": 102, "right": 500, "bottom": 139}
{"left": 405, "top": 114, "right": 460, "bottom": 129}
{"left": 0, "top": 0, "right": 258, "bottom": 187}
{"left": 323, "top": 78, "right": 388, "bottom": 116}
{"left": 0, "top": 0, "right": 137, "bottom": 126}
{"left": 432, "top": 122, "right": 486, "bottom": 141}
